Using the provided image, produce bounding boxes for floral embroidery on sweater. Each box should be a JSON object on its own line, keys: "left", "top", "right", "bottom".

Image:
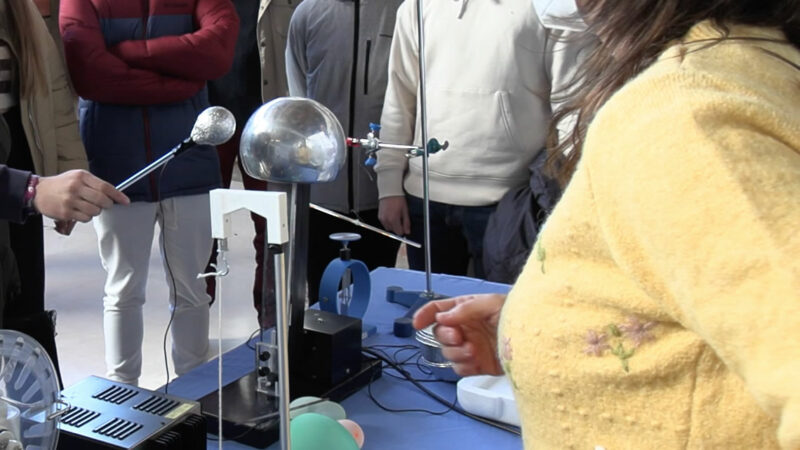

{"left": 619, "top": 316, "right": 656, "bottom": 347}
{"left": 501, "top": 336, "right": 519, "bottom": 389}
{"left": 535, "top": 240, "right": 546, "bottom": 274}
{"left": 502, "top": 336, "right": 513, "bottom": 362}
{"left": 583, "top": 329, "right": 610, "bottom": 356}
{"left": 583, "top": 316, "right": 657, "bottom": 373}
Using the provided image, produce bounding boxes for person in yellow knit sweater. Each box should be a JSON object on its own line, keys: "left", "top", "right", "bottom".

{"left": 414, "top": 0, "right": 800, "bottom": 448}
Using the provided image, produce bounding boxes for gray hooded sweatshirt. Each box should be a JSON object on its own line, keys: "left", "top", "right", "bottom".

{"left": 286, "top": 0, "right": 403, "bottom": 213}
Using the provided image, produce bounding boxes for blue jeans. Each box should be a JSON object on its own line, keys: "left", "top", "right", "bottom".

{"left": 406, "top": 195, "right": 496, "bottom": 279}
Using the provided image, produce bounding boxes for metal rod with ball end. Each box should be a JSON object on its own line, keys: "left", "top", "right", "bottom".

{"left": 346, "top": 0, "right": 451, "bottom": 333}
{"left": 349, "top": 127, "right": 449, "bottom": 336}
{"left": 115, "top": 106, "right": 236, "bottom": 192}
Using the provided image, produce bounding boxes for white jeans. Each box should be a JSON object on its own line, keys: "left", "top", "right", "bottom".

{"left": 94, "top": 194, "right": 212, "bottom": 385}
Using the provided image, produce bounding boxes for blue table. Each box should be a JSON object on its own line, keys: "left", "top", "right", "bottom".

{"left": 166, "top": 268, "right": 520, "bottom": 450}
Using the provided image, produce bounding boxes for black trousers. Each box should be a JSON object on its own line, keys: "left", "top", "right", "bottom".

{"left": 406, "top": 195, "right": 496, "bottom": 279}
{"left": 4, "top": 106, "right": 62, "bottom": 386}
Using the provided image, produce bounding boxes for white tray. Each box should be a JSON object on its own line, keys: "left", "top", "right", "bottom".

{"left": 456, "top": 375, "right": 520, "bottom": 426}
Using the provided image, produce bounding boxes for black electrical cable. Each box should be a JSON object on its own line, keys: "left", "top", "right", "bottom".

{"left": 383, "top": 368, "right": 449, "bottom": 384}
{"left": 365, "top": 359, "right": 457, "bottom": 416}
{"left": 363, "top": 347, "right": 520, "bottom": 434}
{"left": 393, "top": 346, "right": 423, "bottom": 365}
{"left": 382, "top": 359, "right": 447, "bottom": 383}
{"left": 156, "top": 163, "right": 179, "bottom": 395}
{"left": 367, "top": 343, "right": 416, "bottom": 360}
{"left": 368, "top": 343, "right": 418, "bottom": 351}
{"left": 362, "top": 347, "right": 522, "bottom": 436}
{"left": 368, "top": 346, "right": 443, "bottom": 382}
{"left": 366, "top": 344, "right": 445, "bottom": 381}
{"left": 246, "top": 327, "right": 263, "bottom": 350}
{"left": 368, "top": 347, "right": 448, "bottom": 383}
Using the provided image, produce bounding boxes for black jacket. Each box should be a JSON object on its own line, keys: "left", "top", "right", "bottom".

{"left": 0, "top": 116, "right": 22, "bottom": 327}
{"left": 482, "top": 150, "right": 561, "bottom": 284}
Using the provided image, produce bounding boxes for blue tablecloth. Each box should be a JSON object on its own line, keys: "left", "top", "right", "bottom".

{"left": 165, "top": 267, "right": 520, "bottom": 450}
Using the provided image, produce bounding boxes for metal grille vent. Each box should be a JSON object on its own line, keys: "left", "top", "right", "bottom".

{"left": 92, "top": 417, "right": 143, "bottom": 440}
{"left": 61, "top": 406, "right": 100, "bottom": 428}
{"left": 133, "top": 395, "right": 179, "bottom": 416}
{"left": 93, "top": 385, "right": 137, "bottom": 404}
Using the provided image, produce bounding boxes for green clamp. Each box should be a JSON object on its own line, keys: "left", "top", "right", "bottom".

{"left": 426, "top": 138, "right": 448, "bottom": 154}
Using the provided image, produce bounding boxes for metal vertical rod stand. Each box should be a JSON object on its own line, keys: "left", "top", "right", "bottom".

{"left": 384, "top": 0, "right": 446, "bottom": 338}
{"left": 416, "top": 0, "right": 435, "bottom": 298}
{"left": 272, "top": 246, "right": 291, "bottom": 450}
{"left": 212, "top": 238, "right": 228, "bottom": 450}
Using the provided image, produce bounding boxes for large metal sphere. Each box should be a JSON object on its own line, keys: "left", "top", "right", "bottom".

{"left": 240, "top": 97, "right": 347, "bottom": 183}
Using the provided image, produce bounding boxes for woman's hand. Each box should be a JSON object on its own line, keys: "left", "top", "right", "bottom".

{"left": 34, "top": 170, "right": 129, "bottom": 222}
{"left": 413, "top": 293, "right": 507, "bottom": 376}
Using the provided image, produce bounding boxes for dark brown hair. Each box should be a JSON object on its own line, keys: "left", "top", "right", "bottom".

{"left": 7, "top": 0, "right": 49, "bottom": 99}
{"left": 548, "top": 0, "right": 800, "bottom": 185}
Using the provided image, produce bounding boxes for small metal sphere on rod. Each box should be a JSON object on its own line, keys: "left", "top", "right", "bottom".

{"left": 116, "top": 106, "right": 236, "bottom": 192}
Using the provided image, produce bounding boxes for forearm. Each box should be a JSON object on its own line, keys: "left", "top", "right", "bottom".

{"left": 109, "top": 33, "right": 235, "bottom": 81}
{"left": 375, "top": 164, "right": 406, "bottom": 199}
{"left": 373, "top": 2, "right": 417, "bottom": 199}
{"left": 374, "top": 86, "right": 411, "bottom": 198}
{"left": 66, "top": 64, "right": 204, "bottom": 105}
{"left": 60, "top": 0, "right": 207, "bottom": 104}
{"left": 375, "top": 1, "right": 417, "bottom": 147}
{"left": 374, "top": 80, "right": 414, "bottom": 198}
{"left": 108, "top": 0, "right": 239, "bottom": 81}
